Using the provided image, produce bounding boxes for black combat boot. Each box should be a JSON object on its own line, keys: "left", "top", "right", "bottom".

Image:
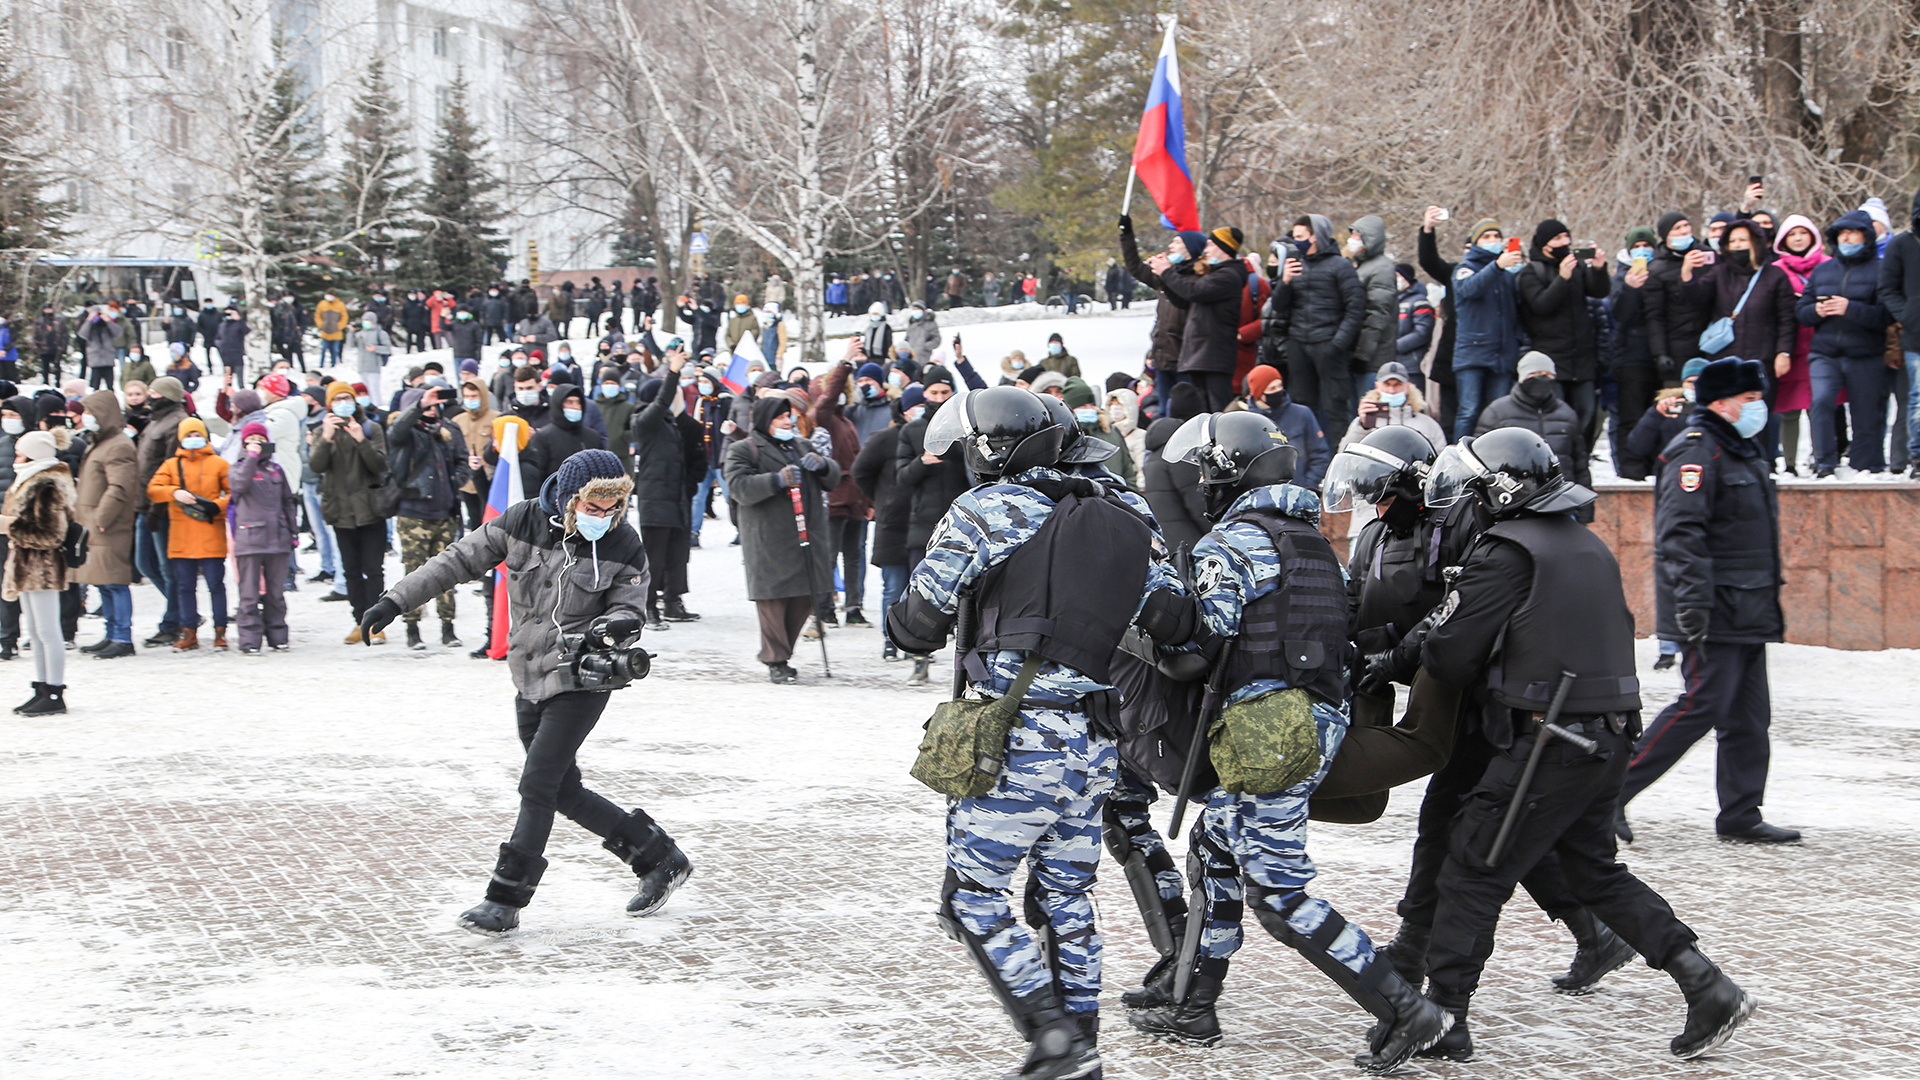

{"left": 1119, "top": 944, "right": 1179, "bottom": 1011}
{"left": 663, "top": 597, "right": 701, "bottom": 622}
{"left": 1004, "top": 987, "right": 1099, "bottom": 1080}
{"left": 1552, "top": 907, "right": 1637, "bottom": 994}
{"left": 1376, "top": 919, "right": 1431, "bottom": 988}
{"left": 441, "top": 621, "right": 461, "bottom": 648}
{"left": 1355, "top": 969, "right": 1453, "bottom": 1074}
{"left": 1664, "top": 946, "right": 1755, "bottom": 1059}
{"left": 406, "top": 622, "right": 425, "bottom": 650}
{"left": 1127, "top": 970, "right": 1225, "bottom": 1047}
{"left": 1413, "top": 989, "right": 1473, "bottom": 1062}
{"left": 459, "top": 844, "right": 547, "bottom": 934}
{"left": 604, "top": 808, "right": 693, "bottom": 917}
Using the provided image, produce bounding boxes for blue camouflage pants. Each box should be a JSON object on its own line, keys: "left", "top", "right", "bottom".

{"left": 1191, "top": 702, "right": 1379, "bottom": 977}
{"left": 946, "top": 707, "right": 1117, "bottom": 1015}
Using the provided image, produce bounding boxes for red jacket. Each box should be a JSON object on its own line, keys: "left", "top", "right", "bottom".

{"left": 810, "top": 361, "right": 873, "bottom": 519}
{"left": 1235, "top": 258, "right": 1272, "bottom": 393}
{"left": 426, "top": 292, "right": 455, "bottom": 334}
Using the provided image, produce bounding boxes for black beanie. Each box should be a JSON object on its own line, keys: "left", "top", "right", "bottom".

{"left": 1531, "top": 218, "right": 1570, "bottom": 253}
{"left": 1167, "top": 382, "right": 1205, "bottom": 422}
{"left": 1105, "top": 372, "right": 1133, "bottom": 393}
{"left": 1394, "top": 262, "right": 1418, "bottom": 286}
{"left": 1657, "top": 211, "right": 1690, "bottom": 247}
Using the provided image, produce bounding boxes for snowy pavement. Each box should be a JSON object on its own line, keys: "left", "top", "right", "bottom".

{"left": 4, "top": 525, "right": 1919, "bottom": 1080}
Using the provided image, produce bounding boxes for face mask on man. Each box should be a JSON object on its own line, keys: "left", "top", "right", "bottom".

{"left": 1630, "top": 246, "right": 1655, "bottom": 261}
{"left": 1683, "top": 386, "right": 1697, "bottom": 403}
{"left": 574, "top": 510, "right": 614, "bottom": 541}
{"left": 80, "top": 412, "right": 98, "bottom": 432}
{"left": 356, "top": 395, "right": 373, "bottom": 409}
{"left": 771, "top": 425, "right": 795, "bottom": 441}
{"left": 697, "top": 381, "right": 715, "bottom": 396}
{"left": 859, "top": 383, "right": 881, "bottom": 401}
{"left": 0, "top": 418, "right": 20, "bottom": 435}
{"left": 1478, "top": 239, "right": 1504, "bottom": 255}
{"left": 1073, "top": 406, "right": 1099, "bottom": 424}
{"left": 1168, "top": 249, "right": 1189, "bottom": 264}
{"left": 462, "top": 396, "right": 483, "bottom": 412}
{"left": 1734, "top": 399, "right": 1768, "bottom": 438}
{"left": 516, "top": 389, "right": 540, "bottom": 406}
{"left": 887, "top": 372, "right": 905, "bottom": 388}
{"left": 870, "top": 312, "right": 885, "bottom": 323}
{"left": 1379, "top": 390, "right": 1407, "bottom": 407}
{"left": 904, "top": 405, "right": 924, "bottom": 422}
{"left": 332, "top": 399, "right": 356, "bottom": 417}
{"left": 562, "top": 406, "right": 583, "bottom": 422}
{"left": 180, "top": 435, "right": 207, "bottom": 450}
{"left": 735, "top": 305, "right": 749, "bottom": 314}
{"left": 1669, "top": 233, "right": 1694, "bottom": 251}
{"left": 1838, "top": 240, "right": 1865, "bottom": 257}
{"left": 1047, "top": 343, "right": 1063, "bottom": 356}
{"left": 600, "top": 384, "right": 621, "bottom": 399}
{"left": 1346, "top": 235, "right": 1365, "bottom": 255}
{"left": 909, "top": 309, "right": 925, "bottom": 321}
{"left": 1008, "top": 358, "right": 1025, "bottom": 370}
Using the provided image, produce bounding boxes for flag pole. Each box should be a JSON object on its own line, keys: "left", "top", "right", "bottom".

{"left": 1121, "top": 164, "right": 1138, "bottom": 218}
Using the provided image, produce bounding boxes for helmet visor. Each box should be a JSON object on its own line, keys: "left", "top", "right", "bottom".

{"left": 1160, "top": 414, "right": 1216, "bottom": 467}
{"left": 1321, "top": 444, "right": 1403, "bottom": 514}
{"left": 922, "top": 388, "right": 977, "bottom": 457}
{"left": 1423, "top": 443, "right": 1484, "bottom": 508}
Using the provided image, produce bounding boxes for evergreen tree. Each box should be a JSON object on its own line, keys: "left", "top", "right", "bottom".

{"left": 253, "top": 37, "right": 328, "bottom": 304}
{"left": 400, "top": 70, "right": 506, "bottom": 290}
{"left": 0, "top": 20, "right": 66, "bottom": 313}
{"left": 332, "top": 57, "right": 413, "bottom": 284}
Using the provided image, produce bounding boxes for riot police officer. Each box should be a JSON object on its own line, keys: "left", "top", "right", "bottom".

{"left": 1620, "top": 357, "right": 1796, "bottom": 844}
{"left": 887, "top": 386, "right": 1183, "bottom": 1080}
{"left": 1417, "top": 428, "right": 1755, "bottom": 1061}
{"left": 1127, "top": 411, "right": 1450, "bottom": 1074}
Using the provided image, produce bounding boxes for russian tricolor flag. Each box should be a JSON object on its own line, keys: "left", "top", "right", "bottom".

{"left": 719, "top": 341, "right": 757, "bottom": 394}
{"left": 484, "top": 417, "right": 530, "bottom": 660}
{"left": 1132, "top": 22, "right": 1199, "bottom": 232}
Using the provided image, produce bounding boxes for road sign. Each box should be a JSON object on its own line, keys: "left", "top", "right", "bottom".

{"left": 689, "top": 232, "right": 709, "bottom": 255}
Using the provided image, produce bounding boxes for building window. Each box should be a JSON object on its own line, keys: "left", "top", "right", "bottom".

{"left": 65, "top": 180, "right": 91, "bottom": 216}
{"left": 436, "top": 85, "right": 452, "bottom": 124}
{"left": 166, "top": 27, "right": 188, "bottom": 69}
{"left": 432, "top": 26, "right": 448, "bottom": 57}
{"left": 166, "top": 101, "right": 188, "bottom": 151}
{"left": 171, "top": 183, "right": 192, "bottom": 215}
{"left": 62, "top": 86, "right": 84, "bottom": 134}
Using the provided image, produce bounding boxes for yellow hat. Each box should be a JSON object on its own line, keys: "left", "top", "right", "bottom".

{"left": 493, "top": 413, "right": 532, "bottom": 451}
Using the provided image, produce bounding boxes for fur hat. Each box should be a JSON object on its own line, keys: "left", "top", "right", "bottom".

{"left": 1695, "top": 357, "right": 1766, "bottom": 405}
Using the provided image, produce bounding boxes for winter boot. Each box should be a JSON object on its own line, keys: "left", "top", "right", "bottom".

{"left": 143, "top": 627, "right": 179, "bottom": 648}
{"left": 1072, "top": 1010, "right": 1099, "bottom": 1049}
{"left": 1004, "top": 987, "right": 1100, "bottom": 1080}
{"left": 1355, "top": 971, "right": 1453, "bottom": 1074}
{"left": 1376, "top": 919, "right": 1432, "bottom": 989}
{"left": 1128, "top": 970, "right": 1225, "bottom": 1047}
{"left": 767, "top": 662, "right": 798, "bottom": 684}
{"left": 1653, "top": 652, "right": 1676, "bottom": 671}
{"left": 1664, "top": 946, "right": 1755, "bottom": 1059}
{"left": 1119, "top": 945, "right": 1181, "bottom": 1011}
{"left": 907, "top": 655, "right": 931, "bottom": 684}
{"left": 14, "top": 681, "right": 47, "bottom": 714}
{"left": 406, "top": 623, "right": 425, "bottom": 651}
{"left": 663, "top": 597, "right": 701, "bottom": 622}
{"left": 844, "top": 608, "right": 870, "bottom": 626}
{"left": 441, "top": 621, "right": 461, "bottom": 648}
{"left": 172, "top": 627, "right": 200, "bottom": 651}
{"left": 1412, "top": 990, "right": 1473, "bottom": 1062}
{"left": 469, "top": 646, "right": 491, "bottom": 660}
{"left": 1552, "top": 907, "right": 1637, "bottom": 994}
{"left": 212, "top": 627, "right": 228, "bottom": 650}
{"left": 18, "top": 684, "right": 66, "bottom": 717}
{"left": 93, "top": 641, "right": 135, "bottom": 659}
{"left": 881, "top": 642, "right": 898, "bottom": 662}
{"left": 1614, "top": 807, "right": 1634, "bottom": 844}
{"left": 603, "top": 809, "right": 692, "bottom": 917}
{"left": 458, "top": 843, "right": 547, "bottom": 935}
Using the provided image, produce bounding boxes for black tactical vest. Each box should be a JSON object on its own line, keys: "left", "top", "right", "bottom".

{"left": 1220, "top": 508, "right": 1351, "bottom": 706}
{"left": 971, "top": 489, "right": 1152, "bottom": 684}
{"left": 1350, "top": 517, "right": 1440, "bottom": 643}
{"left": 1483, "top": 515, "right": 1641, "bottom": 714}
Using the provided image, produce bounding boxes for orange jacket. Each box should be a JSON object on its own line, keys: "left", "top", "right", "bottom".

{"left": 145, "top": 421, "right": 231, "bottom": 558}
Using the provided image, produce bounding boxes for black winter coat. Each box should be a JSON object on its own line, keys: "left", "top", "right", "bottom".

{"left": 1692, "top": 258, "right": 1797, "bottom": 364}
{"left": 852, "top": 423, "right": 910, "bottom": 567}
{"left": 894, "top": 407, "right": 972, "bottom": 552}
{"left": 1645, "top": 247, "right": 1713, "bottom": 365}
{"left": 449, "top": 319, "right": 484, "bottom": 359}
{"left": 1620, "top": 397, "right": 1687, "bottom": 482}
{"left": 387, "top": 405, "right": 471, "bottom": 521}
{"left": 1120, "top": 218, "right": 1189, "bottom": 373}
{"left": 1415, "top": 230, "right": 1459, "bottom": 389}
{"left": 1608, "top": 262, "right": 1654, "bottom": 370}
{"left": 521, "top": 390, "right": 607, "bottom": 497}
{"left": 1654, "top": 410, "right": 1783, "bottom": 644}
{"left": 1473, "top": 380, "right": 1592, "bottom": 495}
{"left": 1158, "top": 260, "right": 1248, "bottom": 375}
{"left": 1878, "top": 186, "right": 1920, "bottom": 352}
{"left": 1797, "top": 211, "right": 1890, "bottom": 361}
{"left": 1139, "top": 416, "right": 1208, "bottom": 555}
{"left": 628, "top": 367, "right": 688, "bottom": 530}
{"left": 1517, "top": 254, "right": 1612, "bottom": 382}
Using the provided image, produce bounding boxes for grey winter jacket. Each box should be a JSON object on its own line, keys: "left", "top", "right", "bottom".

{"left": 228, "top": 451, "right": 300, "bottom": 556}
{"left": 383, "top": 497, "right": 649, "bottom": 702}
{"left": 1349, "top": 215, "right": 1398, "bottom": 371}
{"left": 722, "top": 420, "right": 841, "bottom": 600}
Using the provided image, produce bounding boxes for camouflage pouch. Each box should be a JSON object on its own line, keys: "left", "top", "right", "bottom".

{"left": 1209, "top": 687, "right": 1321, "bottom": 796}
{"left": 910, "top": 656, "right": 1043, "bottom": 799}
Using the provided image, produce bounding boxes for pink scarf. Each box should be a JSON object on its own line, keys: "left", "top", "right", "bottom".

{"left": 1770, "top": 214, "right": 1829, "bottom": 294}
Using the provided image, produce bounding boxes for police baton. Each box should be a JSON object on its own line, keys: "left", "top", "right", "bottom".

{"left": 1167, "top": 639, "right": 1235, "bottom": 838}
{"left": 1484, "top": 670, "right": 1598, "bottom": 868}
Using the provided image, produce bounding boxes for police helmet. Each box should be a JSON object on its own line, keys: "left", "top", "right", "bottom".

{"left": 1042, "top": 394, "right": 1119, "bottom": 466}
{"left": 1425, "top": 428, "right": 1594, "bottom": 518}
{"left": 923, "top": 386, "right": 1065, "bottom": 481}
{"left": 1322, "top": 426, "right": 1437, "bottom": 513}
{"left": 1163, "top": 411, "right": 1299, "bottom": 520}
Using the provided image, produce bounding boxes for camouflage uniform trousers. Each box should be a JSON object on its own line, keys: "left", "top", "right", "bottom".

{"left": 1108, "top": 764, "right": 1185, "bottom": 908}
{"left": 946, "top": 706, "right": 1117, "bottom": 1016}
{"left": 397, "top": 516, "right": 459, "bottom": 624}
{"left": 1190, "top": 701, "right": 1383, "bottom": 979}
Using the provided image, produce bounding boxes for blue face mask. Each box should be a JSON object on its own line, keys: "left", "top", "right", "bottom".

{"left": 1073, "top": 406, "right": 1099, "bottom": 424}
{"left": 1838, "top": 240, "right": 1865, "bottom": 257}
{"left": 562, "top": 407, "right": 583, "bottom": 422}
{"left": 1168, "top": 249, "right": 1189, "bottom": 264}
{"left": 574, "top": 511, "right": 613, "bottom": 541}
{"left": 600, "top": 384, "right": 621, "bottom": 399}
{"left": 180, "top": 435, "right": 207, "bottom": 451}
{"left": 1630, "top": 246, "right": 1655, "bottom": 261}
{"left": 1379, "top": 390, "right": 1407, "bottom": 407}
{"left": 1669, "top": 233, "right": 1694, "bottom": 251}
{"left": 1733, "top": 399, "right": 1768, "bottom": 438}
{"left": 1048, "top": 344, "right": 1063, "bottom": 356}
{"left": 771, "top": 426, "right": 795, "bottom": 441}
{"left": 1478, "top": 239, "right": 1504, "bottom": 254}
{"left": 332, "top": 399, "right": 356, "bottom": 417}
{"left": 463, "top": 397, "right": 483, "bottom": 412}
{"left": 1504, "top": 262, "right": 1524, "bottom": 275}
{"left": 356, "top": 395, "right": 373, "bottom": 409}
{"left": 1206, "top": 256, "right": 1227, "bottom": 265}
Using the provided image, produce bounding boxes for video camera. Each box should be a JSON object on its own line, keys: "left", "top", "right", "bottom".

{"left": 555, "top": 616, "right": 653, "bottom": 692}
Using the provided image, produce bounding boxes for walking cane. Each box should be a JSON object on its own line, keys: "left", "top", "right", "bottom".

{"left": 789, "top": 481, "right": 832, "bottom": 677}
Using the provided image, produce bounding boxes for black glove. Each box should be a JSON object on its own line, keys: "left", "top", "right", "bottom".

{"left": 799, "top": 452, "right": 827, "bottom": 473}
{"left": 1676, "top": 607, "right": 1709, "bottom": 643}
{"left": 778, "top": 464, "right": 801, "bottom": 488}
{"left": 360, "top": 596, "right": 401, "bottom": 645}
{"left": 1656, "top": 354, "right": 1677, "bottom": 382}
{"left": 1118, "top": 214, "right": 1134, "bottom": 235}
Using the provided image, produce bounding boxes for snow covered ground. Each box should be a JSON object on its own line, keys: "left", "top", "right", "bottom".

{"left": 3, "top": 511, "right": 1917, "bottom": 1078}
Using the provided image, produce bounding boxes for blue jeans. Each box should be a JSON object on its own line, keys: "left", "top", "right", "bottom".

{"left": 171, "top": 556, "right": 228, "bottom": 628}
{"left": 97, "top": 583, "right": 132, "bottom": 643}
{"left": 304, "top": 481, "right": 344, "bottom": 588}
{"left": 1351, "top": 369, "right": 1377, "bottom": 408}
{"left": 690, "top": 466, "right": 728, "bottom": 539}
{"left": 879, "top": 563, "right": 910, "bottom": 646}
{"left": 1809, "top": 353, "right": 1889, "bottom": 471}
{"left": 1904, "top": 352, "right": 1920, "bottom": 461}
{"left": 1452, "top": 368, "right": 1513, "bottom": 441}
{"left": 319, "top": 338, "right": 343, "bottom": 366}
{"left": 134, "top": 514, "right": 179, "bottom": 632}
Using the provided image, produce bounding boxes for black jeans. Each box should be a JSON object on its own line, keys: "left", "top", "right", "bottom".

{"left": 1176, "top": 370, "right": 1235, "bottom": 413}
{"left": 510, "top": 691, "right": 626, "bottom": 854}
{"left": 88, "top": 366, "right": 113, "bottom": 390}
{"left": 1287, "top": 338, "right": 1353, "bottom": 434}
{"left": 1622, "top": 640, "right": 1772, "bottom": 833}
{"left": 1425, "top": 723, "right": 1698, "bottom": 999}
{"left": 638, "top": 525, "right": 689, "bottom": 613}
{"left": 335, "top": 523, "right": 387, "bottom": 621}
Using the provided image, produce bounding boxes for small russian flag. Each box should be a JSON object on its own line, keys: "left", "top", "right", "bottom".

{"left": 484, "top": 417, "right": 530, "bottom": 660}
{"left": 719, "top": 342, "right": 756, "bottom": 394}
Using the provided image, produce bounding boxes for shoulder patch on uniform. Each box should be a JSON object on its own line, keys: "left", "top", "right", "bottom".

{"left": 1454, "top": 266, "right": 1474, "bottom": 280}
{"left": 1677, "top": 463, "right": 1703, "bottom": 492}
{"left": 1430, "top": 589, "right": 1461, "bottom": 628}
{"left": 1195, "top": 553, "right": 1229, "bottom": 594}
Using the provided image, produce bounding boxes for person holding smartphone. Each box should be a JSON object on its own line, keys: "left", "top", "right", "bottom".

{"left": 1515, "top": 219, "right": 1612, "bottom": 436}
{"left": 1796, "top": 209, "right": 1893, "bottom": 476}
{"left": 1645, "top": 213, "right": 1717, "bottom": 386}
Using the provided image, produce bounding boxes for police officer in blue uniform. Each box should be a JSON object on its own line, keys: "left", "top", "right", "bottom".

{"left": 887, "top": 386, "right": 1186, "bottom": 1080}
{"left": 1126, "top": 411, "right": 1451, "bottom": 1073}
{"left": 1619, "top": 357, "right": 1797, "bottom": 844}
{"left": 1417, "top": 428, "right": 1755, "bottom": 1061}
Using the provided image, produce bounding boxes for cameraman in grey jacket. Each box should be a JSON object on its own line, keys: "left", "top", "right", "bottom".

{"left": 360, "top": 448, "right": 692, "bottom": 934}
